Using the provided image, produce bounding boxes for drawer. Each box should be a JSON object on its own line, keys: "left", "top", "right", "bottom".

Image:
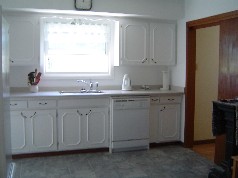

{"left": 28, "top": 100, "right": 56, "bottom": 109}
{"left": 58, "top": 98, "right": 110, "bottom": 108}
{"left": 159, "top": 96, "right": 182, "bottom": 104}
{"left": 10, "top": 100, "right": 27, "bottom": 109}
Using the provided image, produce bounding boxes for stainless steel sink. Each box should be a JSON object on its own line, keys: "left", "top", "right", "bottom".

{"left": 59, "top": 90, "right": 103, "bottom": 94}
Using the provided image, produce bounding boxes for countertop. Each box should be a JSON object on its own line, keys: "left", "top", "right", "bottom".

{"left": 10, "top": 86, "right": 184, "bottom": 99}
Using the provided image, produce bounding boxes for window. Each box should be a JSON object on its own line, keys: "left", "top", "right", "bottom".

{"left": 40, "top": 16, "right": 119, "bottom": 79}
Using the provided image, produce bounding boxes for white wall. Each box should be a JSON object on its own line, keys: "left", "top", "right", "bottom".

{"left": 173, "top": 0, "right": 238, "bottom": 89}
{"left": 172, "top": 0, "right": 238, "bottom": 142}
{"left": 2, "top": 0, "right": 184, "bottom": 20}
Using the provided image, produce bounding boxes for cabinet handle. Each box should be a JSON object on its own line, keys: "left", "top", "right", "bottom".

{"left": 151, "top": 59, "right": 157, "bottom": 64}
{"left": 160, "top": 106, "right": 166, "bottom": 111}
{"left": 142, "top": 58, "right": 147, "bottom": 63}
{"left": 20, "top": 112, "right": 27, "bottom": 119}
{"left": 39, "top": 102, "right": 47, "bottom": 105}
{"left": 152, "top": 98, "right": 159, "bottom": 102}
{"left": 10, "top": 103, "right": 18, "bottom": 106}
{"left": 29, "top": 112, "right": 37, "bottom": 118}
{"left": 77, "top": 110, "right": 83, "bottom": 116}
{"left": 85, "top": 110, "right": 92, "bottom": 116}
{"left": 168, "top": 99, "right": 175, "bottom": 101}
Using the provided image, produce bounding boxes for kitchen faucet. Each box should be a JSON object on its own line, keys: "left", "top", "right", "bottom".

{"left": 77, "top": 80, "right": 98, "bottom": 91}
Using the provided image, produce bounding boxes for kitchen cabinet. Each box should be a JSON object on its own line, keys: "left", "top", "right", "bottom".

{"left": 149, "top": 95, "right": 181, "bottom": 143}
{"left": 120, "top": 19, "right": 176, "bottom": 66}
{"left": 58, "top": 98, "right": 109, "bottom": 151}
{"left": 10, "top": 100, "right": 57, "bottom": 154}
{"left": 120, "top": 20, "right": 149, "bottom": 65}
{"left": 7, "top": 16, "right": 38, "bottom": 66}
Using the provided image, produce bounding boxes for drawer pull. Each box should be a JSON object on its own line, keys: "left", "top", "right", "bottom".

{"left": 168, "top": 99, "right": 175, "bottom": 101}
{"left": 10, "top": 103, "right": 18, "bottom": 106}
{"left": 152, "top": 98, "right": 159, "bottom": 101}
{"left": 39, "top": 102, "right": 47, "bottom": 105}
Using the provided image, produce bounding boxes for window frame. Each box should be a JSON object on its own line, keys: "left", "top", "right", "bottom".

{"left": 40, "top": 16, "right": 119, "bottom": 80}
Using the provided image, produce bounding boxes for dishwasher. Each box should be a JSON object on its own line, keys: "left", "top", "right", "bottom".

{"left": 110, "top": 96, "right": 150, "bottom": 152}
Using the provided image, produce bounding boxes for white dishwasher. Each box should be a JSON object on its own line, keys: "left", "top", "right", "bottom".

{"left": 110, "top": 96, "right": 150, "bottom": 152}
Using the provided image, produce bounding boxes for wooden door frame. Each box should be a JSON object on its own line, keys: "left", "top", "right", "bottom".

{"left": 184, "top": 10, "right": 238, "bottom": 148}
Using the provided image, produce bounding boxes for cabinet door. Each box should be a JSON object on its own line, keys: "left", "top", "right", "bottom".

{"left": 120, "top": 20, "right": 149, "bottom": 65}
{"left": 149, "top": 104, "right": 159, "bottom": 143}
{"left": 85, "top": 108, "right": 109, "bottom": 148}
{"left": 29, "top": 110, "right": 57, "bottom": 153}
{"left": 7, "top": 17, "right": 37, "bottom": 65}
{"left": 158, "top": 104, "right": 180, "bottom": 142}
{"left": 58, "top": 109, "right": 84, "bottom": 150}
{"left": 150, "top": 23, "right": 176, "bottom": 65}
{"left": 10, "top": 111, "right": 29, "bottom": 154}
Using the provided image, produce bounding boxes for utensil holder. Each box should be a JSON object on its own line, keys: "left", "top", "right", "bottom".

{"left": 29, "top": 85, "right": 38, "bottom": 93}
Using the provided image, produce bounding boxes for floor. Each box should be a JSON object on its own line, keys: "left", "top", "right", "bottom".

{"left": 192, "top": 143, "right": 215, "bottom": 162}
{"left": 12, "top": 145, "right": 215, "bottom": 178}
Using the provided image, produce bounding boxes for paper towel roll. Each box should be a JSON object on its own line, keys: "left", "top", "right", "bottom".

{"left": 161, "top": 71, "right": 169, "bottom": 90}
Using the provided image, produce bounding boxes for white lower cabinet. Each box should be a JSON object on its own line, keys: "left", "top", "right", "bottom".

{"left": 10, "top": 110, "right": 57, "bottom": 154}
{"left": 157, "top": 104, "right": 180, "bottom": 142}
{"left": 58, "top": 107, "right": 109, "bottom": 151}
{"left": 149, "top": 95, "right": 181, "bottom": 143}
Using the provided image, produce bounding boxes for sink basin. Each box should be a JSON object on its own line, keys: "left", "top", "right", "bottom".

{"left": 59, "top": 90, "right": 103, "bottom": 94}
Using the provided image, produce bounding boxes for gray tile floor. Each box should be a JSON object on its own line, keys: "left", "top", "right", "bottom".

{"left": 13, "top": 146, "right": 215, "bottom": 178}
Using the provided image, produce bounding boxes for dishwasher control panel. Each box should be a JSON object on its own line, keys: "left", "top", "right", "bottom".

{"left": 112, "top": 97, "right": 150, "bottom": 109}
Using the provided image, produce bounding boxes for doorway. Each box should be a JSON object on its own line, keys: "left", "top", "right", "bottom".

{"left": 194, "top": 26, "right": 219, "bottom": 143}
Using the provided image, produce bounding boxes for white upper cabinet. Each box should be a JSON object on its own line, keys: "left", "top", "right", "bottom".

{"left": 120, "top": 20, "right": 149, "bottom": 65}
{"left": 7, "top": 16, "right": 38, "bottom": 65}
{"left": 150, "top": 23, "right": 176, "bottom": 65}
{"left": 120, "top": 19, "right": 176, "bottom": 66}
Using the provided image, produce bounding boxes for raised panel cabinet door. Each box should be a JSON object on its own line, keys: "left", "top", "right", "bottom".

{"left": 150, "top": 23, "right": 176, "bottom": 65}
{"left": 149, "top": 104, "right": 159, "bottom": 143}
{"left": 58, "top": 109, "right": 84, "bottom": 150}
{"left": 158, "top": 104, "right": 180, "bottom": 142}
{"left": 85, "top": 108, "right": 109, "bottom": 148}
{"left": 7, "top": 17, "right": 36, "bottom": 65}
{"left": 10, "top": 111, "right": 29, "bottom": 154}
{"left": 29, "top": 110, "right": 57, "bottom": 153}
{"left": 120, "top": 21, "right": 149, "bottom": 65}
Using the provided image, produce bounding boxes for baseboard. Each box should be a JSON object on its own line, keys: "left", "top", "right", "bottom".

{"left": 193, "top": 139, "right": 215, "bottom": 145}
{"left": 12, "top": 148, "right": 109, "bottom": 159}
{"left": 150, "top": 141, "right": 183, "bottom": 148}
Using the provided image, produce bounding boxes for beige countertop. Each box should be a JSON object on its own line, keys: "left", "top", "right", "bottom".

{"left": 10, "top": 86, "right": 184, "bottom": 99}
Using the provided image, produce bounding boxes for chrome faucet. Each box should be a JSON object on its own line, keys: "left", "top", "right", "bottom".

{"left": 77, "top": 80, "right": 97, "bottom": 91}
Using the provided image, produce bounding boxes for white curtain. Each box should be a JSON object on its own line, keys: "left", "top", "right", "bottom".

{"left": 43, "top": 18, "right": 110, "bottom": 55}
